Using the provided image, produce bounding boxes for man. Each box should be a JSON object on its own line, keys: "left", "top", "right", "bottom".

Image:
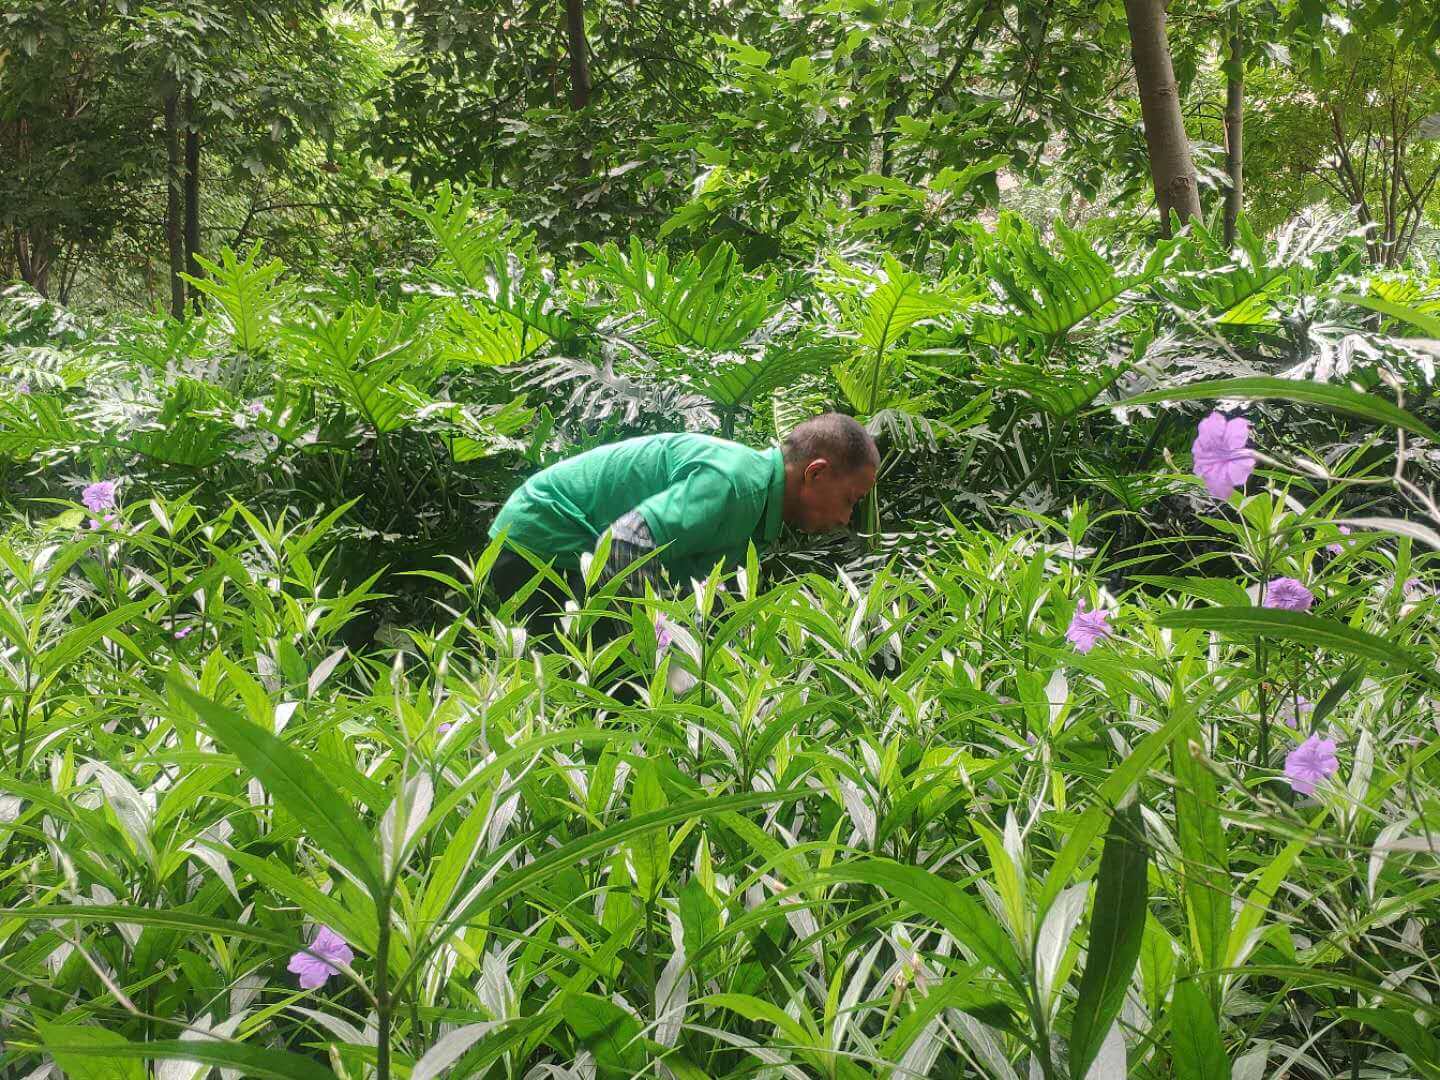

{"left": 486, "top": 412, "right": 879, "bottom": 638}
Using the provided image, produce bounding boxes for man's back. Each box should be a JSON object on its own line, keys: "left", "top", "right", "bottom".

{"left": 488, "top": 432, "right": 784, "bottom": 580}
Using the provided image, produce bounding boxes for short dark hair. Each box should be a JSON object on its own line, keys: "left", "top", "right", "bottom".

{"left": 782, "top": 412, "right": 879, "bottom": 473}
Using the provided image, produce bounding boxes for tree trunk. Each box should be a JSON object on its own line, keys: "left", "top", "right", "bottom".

{"left": 14, "top": 226, "right": 53, "bottom": 297}
{"left": 184, "top": 91, "right": 201, "bottom": 282}
{"left": 164, "top": 86, "right": 186, "bottom": 318}
{"left": 564, "top": 0, "right": 591, "bottom": 110}
{"left": 1222, "top": 6, "right": 1244, "bottom": 247}
{"left": 1123, "top": 0, "right": 1201, "bottom": 238}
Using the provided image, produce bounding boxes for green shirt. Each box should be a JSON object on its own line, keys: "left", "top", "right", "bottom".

{"left": 488, "top": 433, "right": 786, "bottom": 582}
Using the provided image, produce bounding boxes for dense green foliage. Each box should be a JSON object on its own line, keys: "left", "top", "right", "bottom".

{"left": 6, "top": 181, "right": 1440, "bottom": 1075}
{"left": 8, "top": 0, "right": 1440, "bottom": 1076}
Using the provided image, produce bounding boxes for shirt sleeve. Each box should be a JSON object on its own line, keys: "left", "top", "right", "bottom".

{"left": 597, "top": 510, "right": 664, "bottom": 596}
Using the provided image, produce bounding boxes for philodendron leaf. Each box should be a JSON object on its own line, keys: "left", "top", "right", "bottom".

{"left": 170, "top": 676, "right": 382, "bottom": 897}
{"left": 1069, "top": 800, "right": 1149, "bottom": 1080}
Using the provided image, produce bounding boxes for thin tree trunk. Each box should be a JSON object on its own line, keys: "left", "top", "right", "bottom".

{"left": 1222, "top": 6, "right": 1244, "bottom": 247}
{"left": 564, "top": 0, "right": 591, "bottom": 110}
{"left": 1123, "top": 0, "right": 1202, "bottom": 238}
{"left": 15, "top": 227, "right": 52, "bottom": 297}
{"left": 184, "top": 91, "right": 201, "bottom": 282}
{"left": 164, "top": 86, "right": 186, "bottom": 318}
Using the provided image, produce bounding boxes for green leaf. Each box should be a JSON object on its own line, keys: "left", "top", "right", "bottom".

{"left": 563, "top": 992, "right": 647, "bottom": 1077}
{"left": 705, "top": 992, "right": 817, "bottom": 1052}
{"left": 582, "top": 237, "right": 776, "bottom": 350}
{"left": 170, "top": 677, "right": 382, "bottom": 897}
{"left": 1038, "top": 703, "right": 1197, "bottom": 917}
{"left": 1069, "top": 801, "right": 1149, "bottom": 1080}
{"left": 182, "top": 242, "right": 286, "bottom": 354}
{"left": 1311, "top": 661, "right": 1367, "bottom": 727}
{"left": 1172, "top": 719, "right": 1229, "bottom": 1005}
{"left": 1339, "top": 1008, "right": 1440, "bottom": 1079}
{"left": 1337, "top": 292, "right": 1440, "bottom": 337}
{"left": 880, "top": 970, "right": 1016, "bottom": 1061}
{"left": 692, "top": 343, "right": 834, "bottom": 409}
{"left": 408, "top": 788, "right": 810, "bottom": 984}
{"left": 1157, "top": 608, "right": 1440, "bottom": 692}
{"left": 36, "top": 1023, "right": 145, "bottom": 1080}
{"left": 33, "top": 1028, "right": 335, "bottom": 1080}
{"left": 1115, "top": 376, "right": 1440, "bottom": 444}
{"left": 1169, "top": 979, "right": 1232, "bottom": 1080}
{"left": 629, "top": 757, "right": 669, "bottom": 902}
{"left": 1225, "top": 826, "right": 1317, "bottom": 970}
{"left": 0, "top": 904, "right": 309, "bottom": 953}
{"left": 813, "top": 859, "right": 1023, "bottom": 990}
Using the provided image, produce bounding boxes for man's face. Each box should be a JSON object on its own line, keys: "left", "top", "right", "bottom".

{"left": 792, "top": 459, "right": 878, "bottom": 533}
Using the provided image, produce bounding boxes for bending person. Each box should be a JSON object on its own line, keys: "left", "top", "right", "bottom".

{"left": 486, "top": 413, "right": 879, "bottom": 639}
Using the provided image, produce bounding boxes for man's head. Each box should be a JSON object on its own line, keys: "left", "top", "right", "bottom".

{"left": 780, "top": 413, "right": 879, "bottom": 533}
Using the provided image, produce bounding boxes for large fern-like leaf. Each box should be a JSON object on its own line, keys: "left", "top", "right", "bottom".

{"left": 975, "top": 359, "right": 1129, "bottom": 420}
{"left": 405, "top": 183, "right": 529, "bottom": 292}
{"left": 445, "top": 302, "right": 547, "bottom": 368}
{"left": 182, "top": 243, "right": 287, "bottom": 354}
{"left": 478, "top": 255, "right": 581, "bottom": 346}
{"left": 692, "top": 342, "right": 836, "bottom": 409}
{"left": 0, "top": 393, "right": 90, "bottom": 461}
{"left": 583, "top": 237, "right": 778, "bottom": 351}
{"left": 1154, "top": 214, "right": 1351, "bottom": 326}
{"left": 521, "top": 355, "right": 715, "bottom": 429}
{"left": 285, "top": 306, "right": 435, "bottom": 435}
{"left": 976, "top": 216, "right": 1170, "bottom": 339}
{"left": 125, "top": 378, "right": 233, "bottom": 467}
{"left": 828, "top": 255, "right": 950, "bottom": 415}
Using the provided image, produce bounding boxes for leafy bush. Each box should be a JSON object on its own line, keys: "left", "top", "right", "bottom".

{"left": 5, "top": 192, "right": 1440, "bottom": 1077}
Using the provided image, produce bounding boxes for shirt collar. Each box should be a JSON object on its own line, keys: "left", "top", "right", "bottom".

{"left": 757, "top": 447, "right": 785, "bottom": 545}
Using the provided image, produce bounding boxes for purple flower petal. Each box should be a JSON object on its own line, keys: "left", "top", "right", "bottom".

{"left": 1065, "top": 600, "right": 1112, "bottom": 654}
{"left": 1261, "top": 577, "right": 1314, "bottom": 612}
{"left": 82, "top": 480, "right": 119, "bottom": 513}
{"left": 287, "top": 926, "right": 354, "bottom": 990}
{"left": 1284, "top": 734, "right": 1339, "bottom": 796}
{"left": 1192, "top": 412, "right": 1256, "bottom": 500}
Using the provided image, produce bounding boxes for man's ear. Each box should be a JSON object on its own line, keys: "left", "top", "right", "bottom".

{"left": 803, "top": 457, "right": 830, "bottom": 482}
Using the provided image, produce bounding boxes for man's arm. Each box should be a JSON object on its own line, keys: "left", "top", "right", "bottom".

{"left": 597, "top": 509, "right": 665, "bottom": 597}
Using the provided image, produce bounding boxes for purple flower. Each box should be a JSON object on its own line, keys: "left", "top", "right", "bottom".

{"left": 88, "top": 512, "right": 118, "bottom": 531}
{"left": 16, "top": 380, "right": 30, "bottom": 395}
{"left": 1284, "top": 734, "right": 1339, "bottom": 796}
{"left": 1279, "top": 695, "right": 1312, "bottom": 730}
{"left": 173, "top": 626, "right": 193, "bottom": 640}
{"left": 82, "top": 480, "right": 118, "bottom": 513}
{"left": 438, "top": 722, "right": 453, "bottom": 734}
{"left": 247, "top": 401, "right": 264, "bottom": 417}
{"left": 1262, "top": 577, "right": 1314, "bottom": 612}
{"left": 1192, "top": 412, "right": 1256, "bottom": 500}
{"left": 1326, "top": 526, "right": 1352, "bottom": 556}
{"left": 1065, "top": 600, "right": 1112, "bottom": 654}
{"left": 287, "top": 926, "right": 353, "bottom": 990}
{"left": 655, "top": 618, "right": 673, "bottom": 655}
